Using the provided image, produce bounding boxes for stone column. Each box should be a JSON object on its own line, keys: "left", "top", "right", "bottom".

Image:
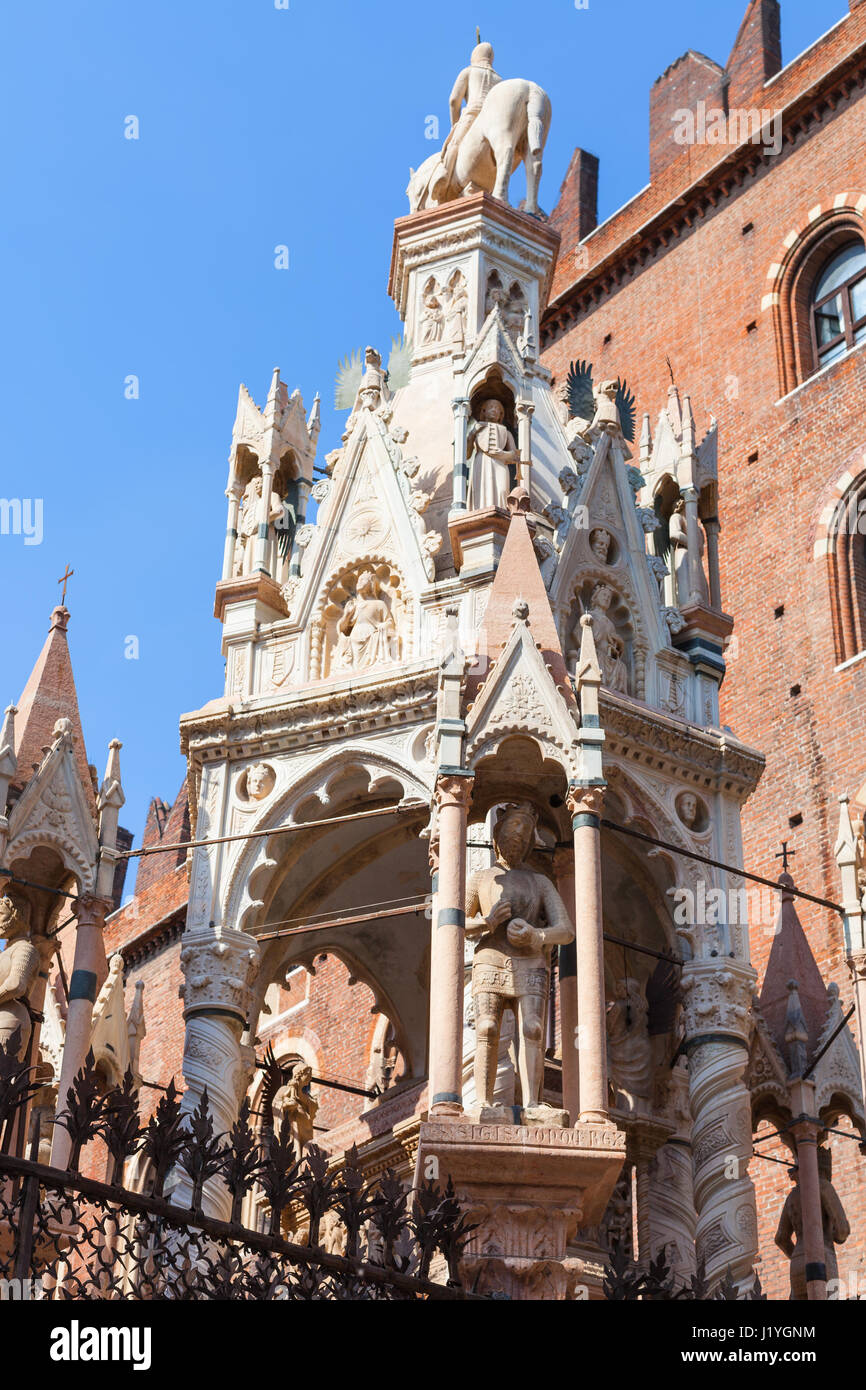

{"left": 451, "top": 397, "right": 470, "bottom": 512}
{"left": 221, "top": 485, "right": 242, "bottom": 581}
{"left": 789, "top": 1078, "right": 827, "bottom": 1300}
{"left": 516, "top": 399, "right": 534, "bottom": 493}
{"left": 553, "top": 847, "right": 580, "bottom": 1125}
{"left": 428, "top": 773, "right": 473, "bottom": 1115}
{"left": 681, "top": 958, "right": 758, "bottom": 1288}
{"left": 681, "top": 486, "right": 705, "bottom": 606}
{"left": 253, "top": 462, "right": 276, "bottom": 576}
{"left": 568, "top": 783, "right": 607, "bottom": 1123}
{"left": 171, "top": 927, "right": 260, "bottom": 1217}
{"left": 51, "top": 893, "right": 112, "bottom": 1169}
{"left": 703, "top": 516, "right": 721, "bottom": 611}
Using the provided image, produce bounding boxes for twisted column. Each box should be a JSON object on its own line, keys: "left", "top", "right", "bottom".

{"left": 171, "top": 928, "right": 260, "bottom": 1217}
{"left": 682, "top": 959, "right": 757, "bottom": 1287}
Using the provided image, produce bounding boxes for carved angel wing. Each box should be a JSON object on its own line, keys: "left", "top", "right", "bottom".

{"left": 565, "top": 359, "right": 595, "bottom": 421}
{"left": 652, "top": 493, "right": 671, "bottom": 563}
{"left": 386, "top": 334, "right": 412, "bottom": 392}
{"left": 334, "top": 348, "right": 364, "bottom": 410}
{"left": 615, "top": 379, "right": 636, "bottom": 443}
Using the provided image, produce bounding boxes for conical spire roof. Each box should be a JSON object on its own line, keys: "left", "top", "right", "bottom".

{"left": 11, "top": 605, "right": 96, "bottom": 818}
{"left": 759, "top": 872, "right": 829, "bottom": 1069}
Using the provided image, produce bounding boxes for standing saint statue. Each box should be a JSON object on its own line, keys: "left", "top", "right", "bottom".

{"left": 669, "top": 498, "right": 709, "bottom": 607}
{"left": 336, "top": 570, "right": 398, "bottom": 670}
{"left": 278, "top": 1063, "right": 319, "bottom": 1159}
{"left": 583, "top": 583, "right": 629, "bottom": 693}
{"left": 774, "top": 1147, "right": 850, "bottom": 1299}
{"left": 467, "top": 399, "right": 519, "bottom": 511}
{"left": 233, "top": 475, "right": 284, "bottom": 577}
{"left": 0, "top": 896, "right": 40, "bottom": 1061}
{"left": 465, "top": 802, "right": 574, "bottom": 1119}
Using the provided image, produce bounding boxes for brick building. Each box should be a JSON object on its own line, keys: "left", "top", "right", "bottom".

{"left": 5, "top": 1, "right": 866, "bottom": 1302}
{"left": 542, "top": 0, "right": 866, "bottom": 1295}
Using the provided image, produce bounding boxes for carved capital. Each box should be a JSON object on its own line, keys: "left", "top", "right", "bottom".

{"left": 179, "top": 929, "right": 261, "bottom": 1024}
{"left": 567, "top": 784, "right": 606, "bottom": 819}
{"left": 434, "top": 773, "right": 474, "bottom": 813}
{"left": 73, "top": 894, "right": 113, "bottom": 931}
{"left": 848, "top": 949, "right": 866, "bottom": 983}
{"left": 680, "top": 958, "right": 755, "bottom": 1041}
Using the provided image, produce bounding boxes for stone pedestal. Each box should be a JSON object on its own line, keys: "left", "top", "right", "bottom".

{"left": 448, "top": 507, "right": 511, "bottom": 579}
{"left": 416, "top": 1118, "right": 625, "bottom": 1299}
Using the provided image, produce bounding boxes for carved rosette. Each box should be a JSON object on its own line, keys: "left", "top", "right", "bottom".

{"left": 681, "top": 959, "right": 758, "bottom": 1287}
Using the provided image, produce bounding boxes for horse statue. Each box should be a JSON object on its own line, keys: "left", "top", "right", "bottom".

{"left": 407, "top": 70, "right": 551, "bottom": 217}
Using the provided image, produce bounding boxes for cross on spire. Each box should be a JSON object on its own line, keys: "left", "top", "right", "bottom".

{"left": 57, "top": 565, "right": 74, "bottom": 605}
{"left": 775, "top": 841, "right": 796, "bottom": 872}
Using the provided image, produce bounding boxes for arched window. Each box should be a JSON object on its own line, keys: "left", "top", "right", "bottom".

{"left": 811, "top": 240, "right": 866, "bottom": 368}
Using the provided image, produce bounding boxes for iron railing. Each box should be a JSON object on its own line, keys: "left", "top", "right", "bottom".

{"left": 0, "top": 1042, "right": 479, "bottom": 1301}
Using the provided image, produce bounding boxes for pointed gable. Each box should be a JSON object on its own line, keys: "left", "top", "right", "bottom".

{"left": 470, "top": 488, "right": 573, "bottom": 701}
{"left": 12, "top": 606, "right": 96, "bottom": 819}
{"left": 759, "top": 873, "right": 830, "bottom": 1067}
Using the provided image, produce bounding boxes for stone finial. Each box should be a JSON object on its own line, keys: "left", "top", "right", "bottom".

{"left": 783, "top": 978, "right": 809, "bottom": 1077}
{"left": 506, "top": 484, "right": 531, "bottom": 514}
{"left": 639, "top": 412, "right": 652, "bottom": 466}
{"left": 307, "top": 393, "right": 321, "bottom": 439}
{"left": 49, "top": 605, "right": 70, "bottom": 633}
{"left": 512, "top": 598, "right": 529, "bottom": 622}
{"left": 0, "top": 705, "right": 17, "bottom": 785}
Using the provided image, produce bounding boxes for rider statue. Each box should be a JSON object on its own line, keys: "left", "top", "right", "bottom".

{"left": 437, "top": 37, "right": 501, "bottom": 199}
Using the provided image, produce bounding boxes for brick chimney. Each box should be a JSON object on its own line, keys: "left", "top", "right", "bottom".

{"left": 726, "top": 0, "right": 782, "bottom": 107}
{"left": 649, "top": 50, "right": 727, "bottom": 181}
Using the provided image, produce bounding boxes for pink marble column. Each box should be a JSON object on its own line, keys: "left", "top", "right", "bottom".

{"left": 553, "top": 848, "right": 580, "bottom": 1125}
{"left": 790, "top": 1080, "right": 827, "bottom": 1301}
{"left": 568, "top": 783, "right": 608, "bottom": 1122}
{"left": 51, "top": 893, "right": 110, "bottom": 1169}
{"left": 428, "top": 773, "right": 473, "bottom": 1115}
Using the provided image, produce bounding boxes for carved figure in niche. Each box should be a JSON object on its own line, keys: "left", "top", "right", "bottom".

{"left": 276, "top": 1063, "right": 319, "bottom": 1158}
{"left": 465, "top": 802, "right": 574, "bottom": 1117}
{"left": 244, "top": 762, "right": 276, "bottom": 802}
{"left": 669, "top": 498, "right": 709, "bottom": 606}
{"left": 485, "top": 272, "right": 507, "bottom": 318}
{"left": 775, "top": 1147, "right": 850, "bottom": 1299}
{"left": 420, "top": 281, "right": 444, "bottom": 344}
{"left": 586, "top": 583, "right": 629, "bottom": 693}
{"left": 503, "top": 283, "right": 526, "bottom": 339}
{"left": 589, "top": 527, "right": 613, "bottom": 564}
{"left": 336, "top": 570, "right": 398, "bottom": 670}
{"left": 467, "top": 398, "right": 518, "bottom": 511}
{"left": 443, "top": 270, "right": 468, "bottom": 349}
{"left": 606, "top": 977, "right": 654, "bottom": 1110}
{"left": 0, "top": 896, "right": 40, "bottom": 1061}
{"left": 233, "top": 474, "right": 284, "bottom": 577}
{"left": 600, "top": 1172, "right": 634, "bottom": 1259}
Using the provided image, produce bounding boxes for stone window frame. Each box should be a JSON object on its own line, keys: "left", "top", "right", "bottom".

{"left": 762, "top": 193, "right": 866, "bottom": 397}
{"left": 813, "top": 458, "right": 866, "bottom": 668}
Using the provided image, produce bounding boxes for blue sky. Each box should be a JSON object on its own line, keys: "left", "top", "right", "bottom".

{"left": 0, "top": 0, "right": 843, "bottom": 870}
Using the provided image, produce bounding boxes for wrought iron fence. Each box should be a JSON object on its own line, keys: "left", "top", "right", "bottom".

{"left": 0, "top": 1043, "right": 479, "bottom": 1301}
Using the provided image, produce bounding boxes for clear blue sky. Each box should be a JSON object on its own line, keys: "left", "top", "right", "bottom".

{"left": 0, "top": 0, "right": 844, "bottom": 871}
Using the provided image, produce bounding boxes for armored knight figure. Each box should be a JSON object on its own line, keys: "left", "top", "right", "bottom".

{"left": 436, "top": 39, "right": 502, "bottom": 199}
{"left": 774, "top": 1146, "right": 850, "bottom": 1299}
{"left": 467, "top": 399, "right": 519, "bottom": 511}
{"left": 465, "top": 802, "right": 574, "bottom": 1118}
{"left": 0, "top": 895, "right": 40, "bottom": 1061}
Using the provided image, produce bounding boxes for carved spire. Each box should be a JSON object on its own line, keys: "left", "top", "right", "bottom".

{"left": 10, "top": 604, "right": 96, "bottom": 818}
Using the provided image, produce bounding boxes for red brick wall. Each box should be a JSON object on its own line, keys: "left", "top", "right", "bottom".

{"left": 543, "top": 3, "right": 866, "bottom": 1294}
